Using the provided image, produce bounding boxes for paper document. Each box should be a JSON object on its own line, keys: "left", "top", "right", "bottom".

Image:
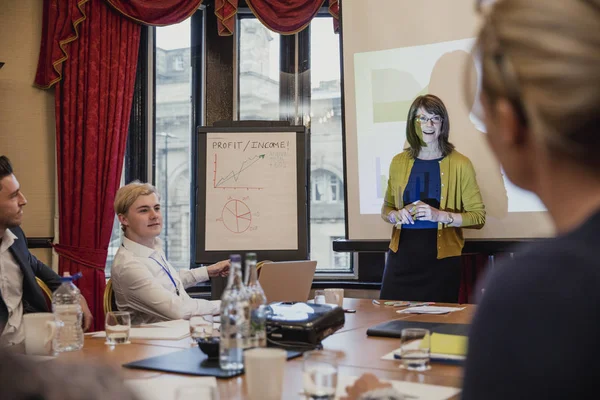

{"left": 428, "top": 333, "right": 467, "bottom": 356}
{"left": 140, "top": 319, "right": 189, "bottom": 329}
{"left": 336, "top": 375, "right": 460, "bottom": 400}
{"left": 381, "top": 333, "right": 467, "bottom": 362}
{"left": 92, "top": 326, "right": 190, "bottom": 340}
{"left": 381, "top": 348, "right": 465, "bottom": 362}
{"left": 126, "top": 376, "right": 217, "bottom": 400}
{"left": 397, "top": 306, "right": 465, "bottom": 315}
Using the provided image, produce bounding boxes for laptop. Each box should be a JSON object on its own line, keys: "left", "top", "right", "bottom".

{"left": 258, "top": 260, "right": 317, "bottom": 303}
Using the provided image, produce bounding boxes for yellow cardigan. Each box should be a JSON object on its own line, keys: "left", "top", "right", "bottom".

{"left": 381, "top": 150, "right": 486, "bottom": 259}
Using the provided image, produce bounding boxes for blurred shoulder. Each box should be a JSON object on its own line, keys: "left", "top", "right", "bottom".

{"left": 482, "top": 227, "right": 600, "bottom": 307}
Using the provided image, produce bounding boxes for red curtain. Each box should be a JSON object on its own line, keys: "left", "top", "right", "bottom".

{"left": 104, "top": 0, "right": 203, "bottom": 26}
{"left": 215, "top": 0, "right": 239, "bottom": 36}
{"left": 50, "top": 0, "right": 140, "bottom": 330}
{"left": 329, "top": 0, "right": 339, "bottom": 33}
{"left": 246, "top": 0, "right": 326, "bottom": 34}
{"left": 459, "top": 254, "right": 488, "bottom": 303}
{"left": 34, "top": 0, "right": 89, "bottom": 89}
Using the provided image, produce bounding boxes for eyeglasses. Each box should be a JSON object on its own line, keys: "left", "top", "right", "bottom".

{"left": 417, "top": 115, "right": 443, "bottom": 125}
{"left": 475, "top": 0, "right": 528, "bottom": 124}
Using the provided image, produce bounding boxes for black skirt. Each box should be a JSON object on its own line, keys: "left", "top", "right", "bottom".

{"left": 380, "top": 229, "right": 461, "bottom": 303}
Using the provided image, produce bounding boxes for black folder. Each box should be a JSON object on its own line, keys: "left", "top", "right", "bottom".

{"left": 123, "top": 347, "right": 302, "bottom": 379}
{"left": 366, "top": 320, "right": 470, "bottom": 338}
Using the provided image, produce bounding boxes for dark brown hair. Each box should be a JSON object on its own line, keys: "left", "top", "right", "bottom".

{"left": 405, "top": 94, "right": 455, "bottom": 159}
{"left": 0, "top": 156, "right": 13, "bottom": 181}
{"left": 0, "top": 156, "right": 13, "bottom": 191}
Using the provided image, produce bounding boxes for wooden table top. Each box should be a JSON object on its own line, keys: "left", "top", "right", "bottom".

{"left": 53, "top": 299, "right": 475, "bottom": 399}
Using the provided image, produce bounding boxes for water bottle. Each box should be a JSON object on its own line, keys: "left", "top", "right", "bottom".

{"left": 220, "top": 254, "right": 250, "bottom": 370}
{"left": 52, "top": 272, "right": 84, "bottom": 352}
{"left": 245, "top": 253, "right": 267, "bottom": 348}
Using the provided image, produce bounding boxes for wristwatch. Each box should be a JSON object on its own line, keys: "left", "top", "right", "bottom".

{"left": 446, "top": 213, "right": 454, "bottom": 225}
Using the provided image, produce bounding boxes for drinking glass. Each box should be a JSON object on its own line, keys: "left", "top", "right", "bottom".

{"left": 105, "top": 311, "right": 131, "bottom": 345}
{"left": 303, "top": 350, "right": 338, "bottom": 399}
{"left": 399, "top": 328, "right": 431, "bottom": 371}
{"left": 313, "top": 290, "right": 326, "bottom": 305}
{"left": 190, "top": 314, "right": 216, "bottom": 343}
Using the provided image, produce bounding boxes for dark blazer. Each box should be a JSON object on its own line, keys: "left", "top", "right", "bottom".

{"left": 7, "top": 226, "right": 62, "bottom": 313}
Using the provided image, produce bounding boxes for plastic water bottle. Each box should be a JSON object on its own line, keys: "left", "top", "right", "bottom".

{"left": 52, "top": 272, "right": 84, "bottom": 352}
{"left": 245, "top": 252, "right": 267, "bottom": 348}
{"left": 220, "top": 254, "right": 250, "bottom": 371}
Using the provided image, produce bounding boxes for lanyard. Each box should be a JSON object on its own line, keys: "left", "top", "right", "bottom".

{"left": 150, "top": 254, "right": 180, "bottom": 296}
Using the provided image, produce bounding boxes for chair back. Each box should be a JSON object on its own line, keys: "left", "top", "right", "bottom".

{"left": 103, "top": 278, "right": 118, "bottom": 314}
{"left": 35, "top": 277, "right": 53, "bottom": 310}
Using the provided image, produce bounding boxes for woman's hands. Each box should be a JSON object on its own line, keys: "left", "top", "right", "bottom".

{"left": 413, "top": 202, "right": 444, "bottom": 222}
{"left": 388, "top": 202, "right": 419, "bottom": 225}
{"left": 207, "top": 259, "right": 231, "bottom": 277}
{"left": 388, "top": 201, "right": 448, "bottom": 225}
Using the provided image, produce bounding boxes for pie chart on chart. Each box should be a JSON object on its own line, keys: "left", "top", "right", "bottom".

{"left": 221, "top": 199, "right": 252, "bottom": 233}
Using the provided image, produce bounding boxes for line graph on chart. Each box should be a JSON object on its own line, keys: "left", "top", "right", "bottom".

{"left": 213, "top": 154, "right": 265, "bottom": 190}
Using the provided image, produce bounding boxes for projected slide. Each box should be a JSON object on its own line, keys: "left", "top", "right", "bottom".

{"left": 354, "top": 39, "right": 546, "bottom": 216}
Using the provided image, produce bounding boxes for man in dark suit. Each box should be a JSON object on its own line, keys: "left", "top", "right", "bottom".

{"left": 0, "top": 156, "right": 92, "bottom": 346}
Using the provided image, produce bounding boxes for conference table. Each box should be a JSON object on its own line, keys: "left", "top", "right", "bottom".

{"left": 56, "top": 299, "right": 475, "bottom": 399}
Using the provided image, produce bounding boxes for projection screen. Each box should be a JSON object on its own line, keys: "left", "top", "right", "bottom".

{"left": 341, "top": 0, "right": 555, "bottom": 240}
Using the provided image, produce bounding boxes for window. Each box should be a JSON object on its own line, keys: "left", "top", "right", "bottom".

{"left": 172, "top": 55, "right": 185, "bottom": 71}
{"left": 238, "top": 18, "right": 280, "bottom": 120}
{"left": 155, "top": 19, "right": 193, "bottom": 270}
{"left": 237, "top": 15, "right": 350, "bottom": 274}
{"left": 311, "top": 169, "right": 344, "bottom": 203}
{"left": 331, "top": 236, "right": 351, "bottom": 270}
{"left": 309, "top": 17, "right": 348, "bottom": 273}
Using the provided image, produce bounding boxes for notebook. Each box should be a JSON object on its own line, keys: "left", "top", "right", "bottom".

{"left": 366, "top": 320, "right": 470, "bottom": 338}
{"left": 259, "top": 260, "right": 317, "bottom": 303}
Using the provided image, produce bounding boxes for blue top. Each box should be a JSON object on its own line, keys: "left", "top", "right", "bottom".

{"left": 402, "top": 157, "right": 443, "bottom": 229}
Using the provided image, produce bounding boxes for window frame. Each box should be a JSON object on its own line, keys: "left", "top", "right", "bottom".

{"left": 134, "top": 8, "right": 360, "bottom": 281}
{"left": 233, "top": 9, "right": 354, "bottom": 278}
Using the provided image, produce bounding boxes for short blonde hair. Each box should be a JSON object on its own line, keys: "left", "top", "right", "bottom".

{"left": 114, "top": 181, "right": 160, "bottom": 216}
{"left": 473, "top": 0, "right": 600, "bottom": 166}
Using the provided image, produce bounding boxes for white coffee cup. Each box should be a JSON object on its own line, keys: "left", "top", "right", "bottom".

{"left": 324, "top": 288, "right": 344, "bottom": 307}
{"left": 245, "top": 348, "right": 287, "bottom": 400}
{"left": 23, "top": 313, "right": 57, "bottom": 356}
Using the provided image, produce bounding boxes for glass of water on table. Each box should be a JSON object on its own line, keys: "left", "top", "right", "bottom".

{"left": 190, "top": 314, "right": 217, "bottom": 343}
{"left": 303, "top": 350, "right": 338, "bottom": 399}
{"left": 105, "top": 311, "right": 131, "bottom": 345}
{"left": 399, "top": 328, "right": 431, "bottom": 371}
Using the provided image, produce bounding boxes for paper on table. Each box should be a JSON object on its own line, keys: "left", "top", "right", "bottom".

{"left": 335, "top": 375, "right": 460, "bottom": 400}
{"left": 428, "top": 333, "right": 467, "bottom": 356}
{"left": 397, "top": 306, "right": 465, "bottom": 315}
{"left": 140, "top": 319, "right": 189, "bottom": 329}
{"left": 92, "top": 326, "right": 189, "bottom": 340}
{"left": 380, "top": 333, "right": 467, "bottom": 362}
{"left": 126, "top": 376, "right": 217, "bottom": 400}
{"left": 381, "top": 348, "right": 465, "bottom": 362}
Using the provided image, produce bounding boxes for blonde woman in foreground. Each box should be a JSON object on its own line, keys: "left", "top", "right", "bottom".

{"left": 463, "top": 0, "right": 600, "bottom": 398}
{"left": 111, "top": 181, "right": 229, "bottom": 325}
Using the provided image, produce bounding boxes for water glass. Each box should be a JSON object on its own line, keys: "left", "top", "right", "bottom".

{"left": 175, "top": 384, "right": 218, "bottom": 400}
{"left": 314, "top": 290, "right": 326, "bottom": 305}
{"left": 303, "top": 350, "right": 338, "bottom": 399}
{"left": 190, "top": 314, "right": 215, "bottom": 342}
{"left": 399, "top": 328, "right": 431, "bottom": 371}
{"left": 105, "top": 311, "right": 131, "bottom": 345}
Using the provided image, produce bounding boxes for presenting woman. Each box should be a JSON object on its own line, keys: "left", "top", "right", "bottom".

{"left": 380, "top": 94, "right": 485, "bottom": 302}
{"left": 111, "top": 181, "right": 229, "bottom": 325}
